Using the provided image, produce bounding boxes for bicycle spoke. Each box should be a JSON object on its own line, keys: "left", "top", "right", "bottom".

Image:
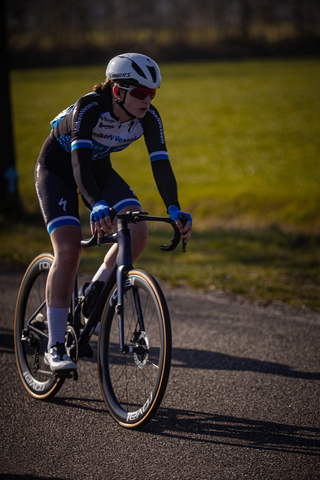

{"left": 99, "top": 270, "right": 171, "bottom": 427}
{"left": 15, "top": 254, "right": 64, "bottom": 399}
{"left": 146, "top": 359, "right": 159, "bottom": 369}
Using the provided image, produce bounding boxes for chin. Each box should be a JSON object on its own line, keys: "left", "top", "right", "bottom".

{"left": 137, "top": 110, "right": 148, "bottom": 117}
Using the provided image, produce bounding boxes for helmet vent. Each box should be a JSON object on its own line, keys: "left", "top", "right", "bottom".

{"left": 147, "top": 66, "right": 157, "bottom": 83}
{"left": 131, "top": 61, "right": 147, "bottom": 79}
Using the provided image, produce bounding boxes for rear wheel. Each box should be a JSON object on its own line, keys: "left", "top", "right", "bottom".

{"left": 14, "top": 254, "right": 65, "bottom": 399}
{"left": 98, "top": 270, "right": 172, "bottom": 428}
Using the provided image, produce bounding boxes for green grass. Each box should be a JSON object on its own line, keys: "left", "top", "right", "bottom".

{"left": 136, "top": 224, "right": 320, "bottom": 310}
{"left": 2, "top": 58, "right": 320, "bottom": 310}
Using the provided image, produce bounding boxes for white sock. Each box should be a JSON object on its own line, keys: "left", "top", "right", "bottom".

{"left": 84, "top": 263, "right": 110, "bottom": 296}
{"left": 47, "top": 306, "right": 69, "bottom": 349}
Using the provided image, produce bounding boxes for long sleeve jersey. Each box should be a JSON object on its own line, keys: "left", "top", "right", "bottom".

{"left": 50, "top": 92, "right": 179, "bottom": 209}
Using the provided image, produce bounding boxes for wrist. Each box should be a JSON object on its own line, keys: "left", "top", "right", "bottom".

{"left": 168, "top": 205, "right": 193, "bottom": 226}
{"left": 168, "top": 205, "right": 180, "bottom": 215}
{"left": 93, "top": 200, "right": 108, "bottom": 208}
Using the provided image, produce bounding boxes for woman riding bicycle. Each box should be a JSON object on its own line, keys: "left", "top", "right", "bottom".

{"left": 34, "top": 53, "right": 192, "bottom": 372}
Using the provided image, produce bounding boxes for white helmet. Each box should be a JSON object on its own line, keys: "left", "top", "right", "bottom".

{"left": 106, "top": 53, "right": 161, "bottom": 89}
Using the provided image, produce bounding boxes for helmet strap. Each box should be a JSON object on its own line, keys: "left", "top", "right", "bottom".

{"left": 115, "top": 90, "right": 136, "bottom": 119}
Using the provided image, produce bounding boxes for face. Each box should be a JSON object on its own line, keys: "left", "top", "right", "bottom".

{"left": 114, "top": 85, "right": 155, "bottom": 119}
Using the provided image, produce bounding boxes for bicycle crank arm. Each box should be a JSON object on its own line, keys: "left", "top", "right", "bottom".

{"left": 54, "top": 370, "right": 78, "bottom": 381}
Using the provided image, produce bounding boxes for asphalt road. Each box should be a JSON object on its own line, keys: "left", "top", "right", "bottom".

{"left": 1, "top": 271, "right": 320, "bottom": 479}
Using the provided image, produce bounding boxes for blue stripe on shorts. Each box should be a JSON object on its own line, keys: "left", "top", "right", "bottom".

{"left": 47, "top": 216, "right": 80, "bottom": 236}
{"left": 112, "top": 198, "right": 141, "bottom": 212}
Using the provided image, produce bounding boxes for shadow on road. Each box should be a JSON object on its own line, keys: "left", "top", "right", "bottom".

{"left": 171, "top": 347, "right": 320, "bottom": 379}
{"left": 141, "top": 408, "right": 320, "bottom": 456}
{"left": 2, "top": 327, "right": 320, "bottom": 380}
{"left": 0, "top": 476, "right": 65, "bottom": 480}
{"left": 3, "top": 325, "right": 320, "bottom": 458}
{"left": 30, "top": 394, "right": 320, "bottom": 457}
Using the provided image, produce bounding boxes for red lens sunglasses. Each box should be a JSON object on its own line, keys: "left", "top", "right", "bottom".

{"left": 114, "top": 86, "right": 156, "bottom": 100}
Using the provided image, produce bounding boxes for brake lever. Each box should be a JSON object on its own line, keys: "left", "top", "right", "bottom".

{"left": 178, "top": 213, "right": 188, "bottom": 253}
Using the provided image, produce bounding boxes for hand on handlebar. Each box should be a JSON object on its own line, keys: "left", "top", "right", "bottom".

{"left": 90, "top": 200, "right": 114, "bottom": 237}
{"left": 168, "top": 205, "right": 193, "bottom": 243}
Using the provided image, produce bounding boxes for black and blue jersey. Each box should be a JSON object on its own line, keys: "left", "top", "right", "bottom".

{"left": 51, "top": 93, "right": 169, "bottom": 161}
{"left": 35, "top": 91, "right": 179, "bottom": 234}
{"left": 47, "top": 92, "right": 175, "bottom": 209}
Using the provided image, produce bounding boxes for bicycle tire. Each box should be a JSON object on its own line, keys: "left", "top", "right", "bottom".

{"left": 14, "top": 254, "right": 65, "bottom": 399}
{"left": 98, "top": 269, "right": 172, "bottom": 428}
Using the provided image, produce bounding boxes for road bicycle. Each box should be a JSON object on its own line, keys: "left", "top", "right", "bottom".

{"left": 14, "top": 210, "right": 186, "bottom": 429}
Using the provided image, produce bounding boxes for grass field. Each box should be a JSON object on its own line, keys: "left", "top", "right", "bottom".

{"left": 2, "top": 58, "right": 320, "bottom": 309}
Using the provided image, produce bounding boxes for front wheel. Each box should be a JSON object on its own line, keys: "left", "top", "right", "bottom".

{"left": 14, "top": 254, "right": 65, "bottom": 399}
{"left": 98, "top": 270, "right": 172, "bottom": 428}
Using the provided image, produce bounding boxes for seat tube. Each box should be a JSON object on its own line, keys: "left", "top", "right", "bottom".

{"left": 116, "top": 221, "right": 132, "bottom": 352}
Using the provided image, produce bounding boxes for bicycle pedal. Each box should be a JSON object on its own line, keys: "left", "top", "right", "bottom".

{"left": 54, "top": 369, "right": 78, "bottom": 381}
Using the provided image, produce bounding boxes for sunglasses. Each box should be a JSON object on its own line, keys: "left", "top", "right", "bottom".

{"left": 118, "top": 86, "right": 156, "bottom": 100}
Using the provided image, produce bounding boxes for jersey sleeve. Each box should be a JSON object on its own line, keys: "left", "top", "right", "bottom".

{"left": 142, "top": 105, "right": 169, "bottom": 163}
{"left": 70, "top": 96, "right": 105, "bottom": 207}
{"left": 143, "top": 106, "right": 180, "bottom": 210}
{"left": 151, "top": 159, "right": 180, "bottom": 210}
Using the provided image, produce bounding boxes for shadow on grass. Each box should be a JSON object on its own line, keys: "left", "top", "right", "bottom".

{"left": 140, "top": 225, "right": 320, "bottom": 309}
{"left": 1, "top": 217, "right": 319, "bottom": 308}
{"left": 144, "top": 225, "right": 320, "bottom": 268}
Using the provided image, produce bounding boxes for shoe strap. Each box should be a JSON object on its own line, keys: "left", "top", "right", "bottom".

{"left": 55, "top": 342, "right": 67, "bottom": 360}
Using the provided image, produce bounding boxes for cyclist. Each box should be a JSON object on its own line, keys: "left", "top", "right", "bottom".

{"left": 34, "top": 53, "right": 192, "bottom": 372}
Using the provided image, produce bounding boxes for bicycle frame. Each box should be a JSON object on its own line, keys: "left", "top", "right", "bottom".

{"left": 16, "top": 210, "right": 186, "bottom": 426}
{"left": 79, "top": 211, "right": 185, "bottom": 357}
{"left": 25, "top": 211, "right": 185, "bottom": 359}
{"left": 78, "top": 217, "right": 134, "bottom": 356}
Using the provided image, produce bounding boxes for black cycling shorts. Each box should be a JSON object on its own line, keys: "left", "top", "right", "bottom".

{"left": 34, "top": 135, "right": 141, "bottom": 236}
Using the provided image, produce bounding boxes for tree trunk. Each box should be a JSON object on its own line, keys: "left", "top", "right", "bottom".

{"left": 0, "top": 0, "right": 20, "bottom": 215}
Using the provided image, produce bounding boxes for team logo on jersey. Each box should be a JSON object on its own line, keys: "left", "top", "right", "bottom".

{"left": 99, "top": 122, "right": 114, "bottom": 130}
{"left": 59, "top": 198, "right": 67, "bottom": 212}
{"left": 99, "top": 114, "right": 116, "bottom": 129}
{"left": 75, "top": 101, "right": 98, "bottom": 133}
{"left": 128, "top": 120, "right": 135, "bottom": 133}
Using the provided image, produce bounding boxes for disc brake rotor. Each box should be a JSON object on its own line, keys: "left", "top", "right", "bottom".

{"left": 133, "top": 331, "right": 150, "bottom": 369}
